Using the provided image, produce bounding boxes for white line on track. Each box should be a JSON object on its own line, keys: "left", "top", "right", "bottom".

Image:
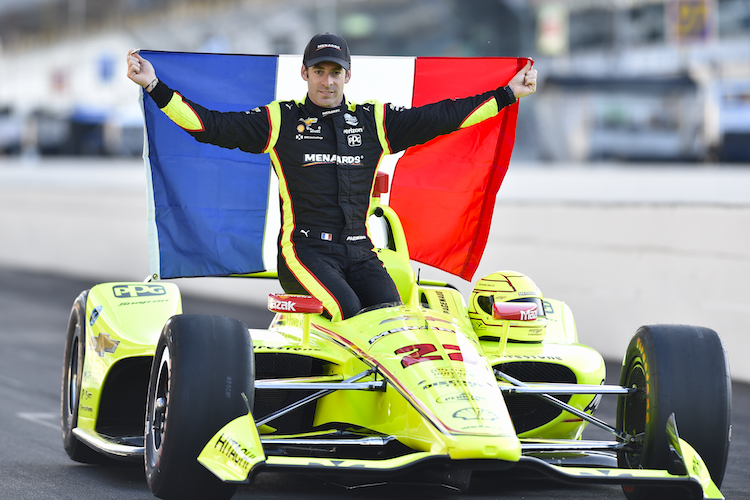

{"left": 17, "top": 412, "right": 59, "bottom": 431}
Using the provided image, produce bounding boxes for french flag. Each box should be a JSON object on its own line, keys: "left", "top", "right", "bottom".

{"left": 140, "top": 50, "right": 524, "bottom": 281}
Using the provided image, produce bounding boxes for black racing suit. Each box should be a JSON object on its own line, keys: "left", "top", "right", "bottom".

{"left": 148, "top": 81, "right": 516, "bottom": 320}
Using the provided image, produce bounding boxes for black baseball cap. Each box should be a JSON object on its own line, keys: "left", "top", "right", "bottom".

{"left": 303, "top": 33, "right": 351, "bottom": 70}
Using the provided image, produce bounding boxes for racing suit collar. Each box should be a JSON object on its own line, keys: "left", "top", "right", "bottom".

{"left": 304, "top": 94, "right": 349, "bottom": 118}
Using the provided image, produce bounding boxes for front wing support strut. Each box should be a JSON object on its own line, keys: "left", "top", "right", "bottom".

{"left": 494, "top": 369, "right": 633, "bottom": 443}
{"left": 254, "top": 368, "right": 379, "bottom": 428}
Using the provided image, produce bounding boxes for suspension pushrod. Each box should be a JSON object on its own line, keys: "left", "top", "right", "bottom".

{"left": 255, "top": 369, "right": 377, "bottom": 428}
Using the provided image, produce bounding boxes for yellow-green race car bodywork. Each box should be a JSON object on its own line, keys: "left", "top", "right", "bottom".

{"left": 61, "top": 190, "right": 729, "bottom": 500}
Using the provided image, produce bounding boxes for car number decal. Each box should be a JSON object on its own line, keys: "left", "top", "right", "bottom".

{"left": 395, "top": 343, "right": 463, "bottom": 368}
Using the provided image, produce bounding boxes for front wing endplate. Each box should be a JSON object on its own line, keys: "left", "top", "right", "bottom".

{"left": 198, "top": 414, "right": 266, "bottom": 483}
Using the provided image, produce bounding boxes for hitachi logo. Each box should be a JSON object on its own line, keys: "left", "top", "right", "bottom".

{"left": 213, "top": 433, "right": 254, "bottom": 472}
{"left": 303, "top": 153, "right": 362, "bottom": 165}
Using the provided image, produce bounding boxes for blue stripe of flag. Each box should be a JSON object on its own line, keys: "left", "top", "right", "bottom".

{"left": 141, "top": 51, "right": 278, "bottom": 278}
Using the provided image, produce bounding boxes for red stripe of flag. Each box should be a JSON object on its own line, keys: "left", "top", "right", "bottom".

{"left": 390, "top": 57, "right": 527, "bottom": 281}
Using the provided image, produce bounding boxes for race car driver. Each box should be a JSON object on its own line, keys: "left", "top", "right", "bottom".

{"left": 126, "top": 33, "right": 538, "bottom": 321}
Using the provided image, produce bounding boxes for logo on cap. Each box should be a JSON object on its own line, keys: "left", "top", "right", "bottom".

{"left": 317, "top": 43, "right": 341, "bottom": 51}
{"left": 304, "top": 33, "right": 351, "bottom": 69}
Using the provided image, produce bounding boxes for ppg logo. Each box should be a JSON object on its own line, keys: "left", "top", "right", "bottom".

{"left": 112, "top": 284, "right": 166, "bottom": 298}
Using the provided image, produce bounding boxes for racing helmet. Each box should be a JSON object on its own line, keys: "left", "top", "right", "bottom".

{"left": 468, "top": 271, "right": 548, "bottom": 342}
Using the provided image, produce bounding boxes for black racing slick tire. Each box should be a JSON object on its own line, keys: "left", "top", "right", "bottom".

{"left": 617, "top": 324, "right": 731, "bottom": 500}
{"left": 61, "top": 290, "right": 107, "bottom": 464}
{"left": 145, "top": 314, "right": 254, "bottom": 500}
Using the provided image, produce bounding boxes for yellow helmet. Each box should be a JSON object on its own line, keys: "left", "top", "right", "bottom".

{"left": 468, "top": 271, "right": 547, "bottom": 342}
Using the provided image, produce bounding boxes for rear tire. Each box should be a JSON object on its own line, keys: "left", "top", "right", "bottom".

{"left": 617, "top": 324, "right": 731, "bottom": 499}
{"left": 145, "top": 314, "right": 254, "bottom": 500}
{"left": 61, "top": 290, "right": 108, "bottom": 464}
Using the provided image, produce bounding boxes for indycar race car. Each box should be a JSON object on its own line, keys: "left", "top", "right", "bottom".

{"left": 61, "top": 174, "right": 731, "bottom": 500}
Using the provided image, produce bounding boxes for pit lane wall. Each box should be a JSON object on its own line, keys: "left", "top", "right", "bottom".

{"left": 2, "top": 158, "right": 750, "bottom": 383}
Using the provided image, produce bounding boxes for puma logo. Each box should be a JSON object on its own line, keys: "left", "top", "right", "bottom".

{"left": 300, "top": 229, "right": 310, "bottom": 237}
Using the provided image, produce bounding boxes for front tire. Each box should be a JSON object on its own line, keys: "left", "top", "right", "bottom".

{"left": 61, "top": 290, "right": 107, "bottom": 463}
{"left": 145, "top": 314, "right": 254, "bottom": 500}
{"left": 617, "top": 324, "right": 731, "bottom": 499}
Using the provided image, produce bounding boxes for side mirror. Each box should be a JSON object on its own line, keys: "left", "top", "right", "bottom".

{"left": 373, "top": 171, "right": 389, "bottom": 198}
{"left": 267, "top": 294, "right": 323, "bottom": 348}
{"left": 268, "top": 294, "right": 324, "bottom": 314}
{"left": 492, "top": 302, "right": 538, "bottom": 355}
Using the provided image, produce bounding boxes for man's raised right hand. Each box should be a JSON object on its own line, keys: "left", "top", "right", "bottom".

{"left": 126, "top": 49, "right": 157, "bottom": 89}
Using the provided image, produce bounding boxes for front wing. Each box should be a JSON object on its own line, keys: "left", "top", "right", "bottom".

{"left": 197, "top": 411, "right": 722, "bottom": 500}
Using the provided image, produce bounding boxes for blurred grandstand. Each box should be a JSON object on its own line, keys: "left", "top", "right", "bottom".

{"left": 0, "top": 0, "right": 748, "bottom": 162}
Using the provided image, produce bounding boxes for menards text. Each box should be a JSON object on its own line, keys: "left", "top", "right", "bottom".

{"left": 303, "top": 154, "right": 362, "bottom": 164}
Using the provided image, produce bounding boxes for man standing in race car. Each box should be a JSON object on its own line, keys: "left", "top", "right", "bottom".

{"left": 126, "top": 33, "right": 537, "bottom": 321}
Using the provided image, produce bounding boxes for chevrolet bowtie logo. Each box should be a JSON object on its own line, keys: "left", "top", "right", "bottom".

{"left": 91, "top": 333, "right": 120, "bottom": 357}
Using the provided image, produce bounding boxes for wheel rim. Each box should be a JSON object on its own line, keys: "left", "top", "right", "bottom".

{"left": 620, "top": 359, "right": 647, "bottom": 468}
{"left": 66, "top": 323, "right": 80, "bottom": 420}
{"left": 148, "top": 346, "right": 170, "bottom": 467}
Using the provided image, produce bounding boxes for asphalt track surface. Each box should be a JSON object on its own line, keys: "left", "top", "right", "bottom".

{"left": 1, "top": 266, "right": 748, "bottom": 499}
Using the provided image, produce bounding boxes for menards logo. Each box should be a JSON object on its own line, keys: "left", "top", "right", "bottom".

{"left": 303, "top": 153, "right": 362, "bottom": 166}
{"left": 520, "top": 308, "right": 538, "bottom": 321}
